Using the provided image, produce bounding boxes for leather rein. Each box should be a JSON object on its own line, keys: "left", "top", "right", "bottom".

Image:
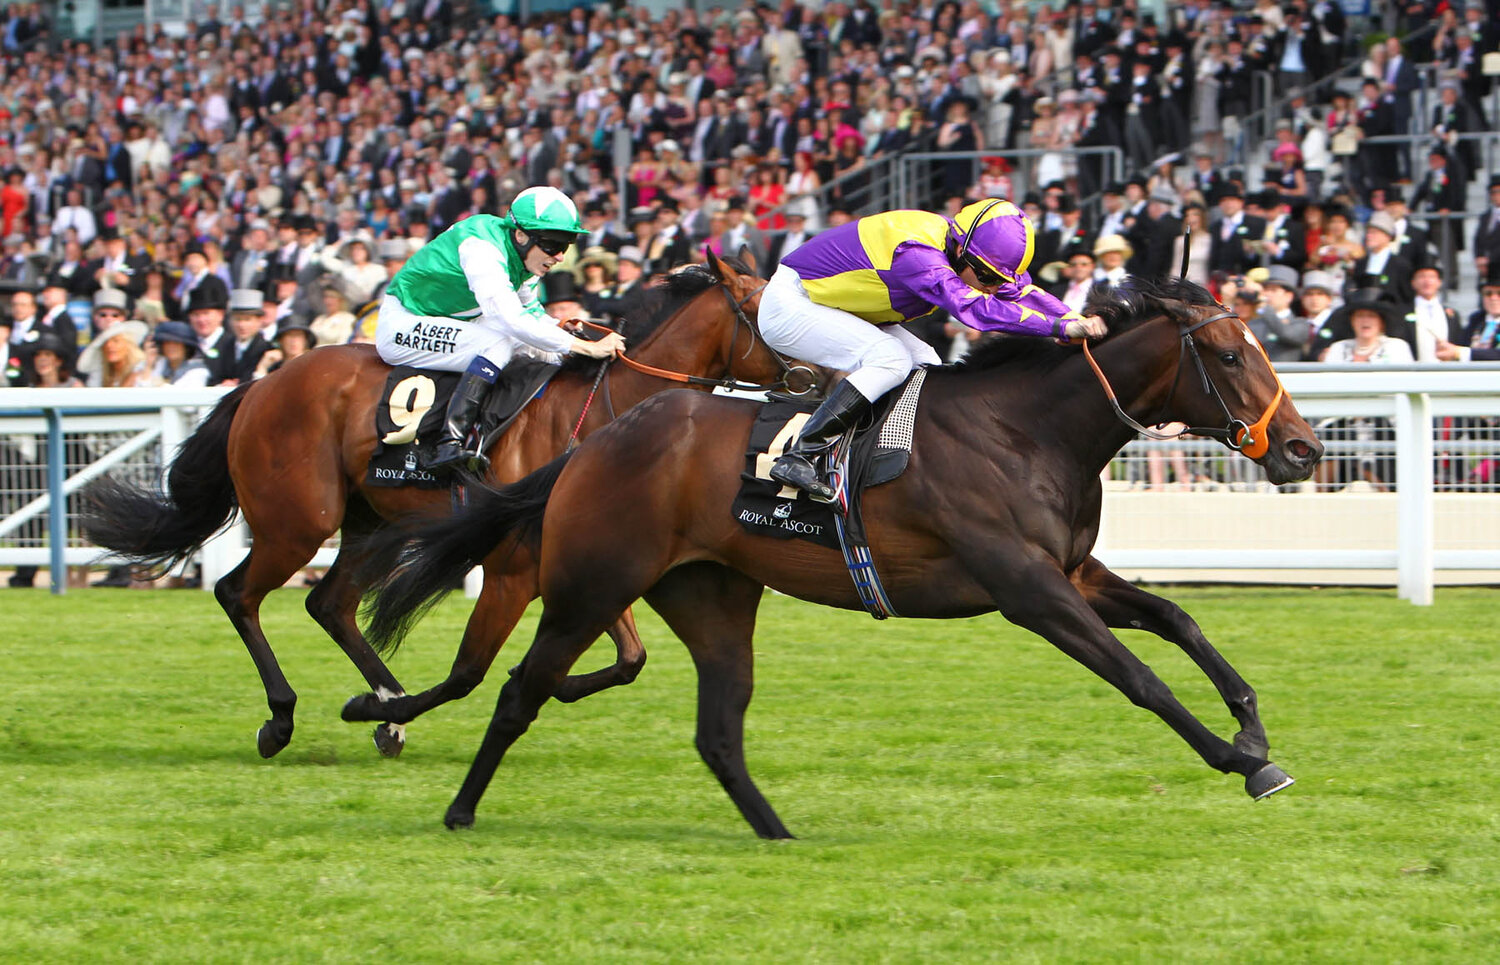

{"left": 575, "top": 281, "right": 815, "bottom": 396}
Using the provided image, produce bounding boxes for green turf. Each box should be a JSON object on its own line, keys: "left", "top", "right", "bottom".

{"left": 2, "top": 585, "right": 1497, "bottom": 962}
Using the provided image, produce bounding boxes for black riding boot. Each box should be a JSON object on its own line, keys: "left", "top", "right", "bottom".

{"left": 425, "top": 363, "right": 497, "bottom": 474}
{"left": 768, "top": 380, "right": 871, "bottom": 503}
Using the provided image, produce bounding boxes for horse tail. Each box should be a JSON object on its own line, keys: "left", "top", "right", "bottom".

{"left": 81, "top": 383, "right": 252, "bottom": 573}
{"left": 360, "top": 452, "right": 573, "bottom": 656}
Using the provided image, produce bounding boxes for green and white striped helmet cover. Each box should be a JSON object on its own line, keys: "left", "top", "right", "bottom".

{"left": 508, "top": 186, "right": 584, "bottom": 235}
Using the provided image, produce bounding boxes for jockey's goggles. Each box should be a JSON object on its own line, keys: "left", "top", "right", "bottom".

{"left": 528, "top": 231, "right": 579, "bottom": 257}
{"left": 962, "top": 254, "right": 1004, "bottom": 287}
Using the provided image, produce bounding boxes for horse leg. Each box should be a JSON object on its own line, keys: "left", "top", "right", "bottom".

{"left": 979, "top": 556, "right": 1291, "bottom": 799}
{"left": 1071, "top": 556, "right": 1270, "bottom": 759}
{"left": 644, "top": 562, "right": 791, "bottom": 839}
{"left": 215, "top": 541, "right": 319, "bottom": 758}
{"left": 306, "top": 526, "right": 411, "bottom": 758}
{"left": 343, "top": 557, "right": 536, "bottom": 726}
{"left": 549, "top": 608, "right": 647, "bottom": 703}
{"left": 443, "top": 596, "right": 625, "bottom": 830}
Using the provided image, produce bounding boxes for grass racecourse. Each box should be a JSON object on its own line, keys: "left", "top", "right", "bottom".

{"left": 2, "top": 585, "right": 1498, "bottom": 962}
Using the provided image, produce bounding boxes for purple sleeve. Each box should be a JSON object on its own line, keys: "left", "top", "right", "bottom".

{"left": 894, "top": 243, "right": 1083, "bottom": 337}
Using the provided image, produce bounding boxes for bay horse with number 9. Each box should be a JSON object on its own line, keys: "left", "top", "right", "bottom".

{"left": 362, "top": 276, "right": 1324, "bottom": 837}
{"left": 84, "top": 252, "right": 805, "bottom": 759}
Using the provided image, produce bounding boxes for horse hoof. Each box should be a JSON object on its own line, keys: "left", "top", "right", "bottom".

{"left": 1234, "top": 730, "right": 1270, "bottom": 759}
{"left": 373, "top": 722, "right": 406, "bottom": 758}
{"left": 256, "top": 720, "right": 291, "bottom": 758}
{"left": 1246, "top": 763, "right": 1295, "bottom": 800}
{"left": 341, "top": 693, "right": 378, "bottom": 723}
{"left": 444, "top": 807, "right": 475, "bottom": 830}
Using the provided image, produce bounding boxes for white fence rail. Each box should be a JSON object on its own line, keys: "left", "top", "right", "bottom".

{"left": 2, "top": 367, "right": 1498, "bottom": 602}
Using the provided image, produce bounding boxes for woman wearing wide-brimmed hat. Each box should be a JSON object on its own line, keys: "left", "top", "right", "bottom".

{"left": 1311, "top": 286, "right": 1415, "bottom": 363}
{"left": 254, "top": 315, "right": 319, "bottom": 379}
{"left": 1092, "top": 233, "right": 1133, "bottom": 285}
{"left": 19, "top": 332, "right": 81, "bottom": 387}
{"left": 147, "top": 320, "right": 210, "bottom": 387}
{"left": 1310, "top": 288, "right": 1412, "bottom": 490}
{"left": 77, "top": 319, "right": 149, "bottom": 387}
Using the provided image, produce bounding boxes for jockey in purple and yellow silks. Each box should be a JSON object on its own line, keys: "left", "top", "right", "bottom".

{"left": 761, "top": 198, "right": 1108, "bottom": 502}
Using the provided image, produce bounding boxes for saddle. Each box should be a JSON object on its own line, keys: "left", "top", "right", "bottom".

{"left": 366, "top": 357, "right": 559, "bottom": 489}
{"left": 733, "top": 368, "right": 928, "bottom": 618}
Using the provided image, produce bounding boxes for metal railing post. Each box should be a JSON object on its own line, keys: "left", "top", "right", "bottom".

{"left": 45, "top": 408, "right": 66, "bottom": 595}
{"left": 1395, "top": 391, "right": 1435, "bottom": 605}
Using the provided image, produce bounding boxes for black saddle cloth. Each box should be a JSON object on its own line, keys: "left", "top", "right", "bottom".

{"left": 731, "top": 372, "right": 922, "bottom": 548}
{"left": 366, "top": 357, "right": 559, "bottom": 489}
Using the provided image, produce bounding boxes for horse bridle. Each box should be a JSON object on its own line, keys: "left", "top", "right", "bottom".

{"left": 1081, "top": 306, "right": 1286, "bottom": 461}
{"left": 576, "top": 278, "right": 816, "bottom": 396}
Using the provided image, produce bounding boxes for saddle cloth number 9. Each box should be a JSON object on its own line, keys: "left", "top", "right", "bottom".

{"left": 382, "top": 374, "right": 438, "bottom": 446}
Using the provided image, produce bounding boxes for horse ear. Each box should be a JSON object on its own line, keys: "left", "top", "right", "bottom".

{"left": 705, "top": 246, "right": 725, "bottom": 279}
{"left": 737, "top": 244, "right": 758, "bottom": 276}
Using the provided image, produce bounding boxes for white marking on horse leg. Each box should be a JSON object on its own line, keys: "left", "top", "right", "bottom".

{"left": 375, "top": 685, "right": 406, "bottom": 702}
{"left": 384, "top": 722, "right": 407, "bottom": 743}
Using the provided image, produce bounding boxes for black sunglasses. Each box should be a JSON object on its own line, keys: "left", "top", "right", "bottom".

{"left": 530, "top": 233, "right": 575, "bottom": 257}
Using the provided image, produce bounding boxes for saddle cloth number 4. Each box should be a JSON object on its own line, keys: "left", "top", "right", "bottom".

{"left": 753, "top": 412, "right": 810, "bottom": 500}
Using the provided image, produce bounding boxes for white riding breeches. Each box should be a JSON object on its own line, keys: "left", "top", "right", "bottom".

{"left": 374, "top": 293, "right": 559, "bottom": 373}
{"left": 758, "top": 264, "right": 941, "bottom": 402}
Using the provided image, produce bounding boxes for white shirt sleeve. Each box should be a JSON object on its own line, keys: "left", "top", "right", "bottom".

{"left": 457, "top": 236, "right": 575, "bottom": 354}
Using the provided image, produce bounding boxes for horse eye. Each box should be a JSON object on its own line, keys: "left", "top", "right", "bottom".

{"left": 1219, "top": 351, "right": 1240, "bottom": 367}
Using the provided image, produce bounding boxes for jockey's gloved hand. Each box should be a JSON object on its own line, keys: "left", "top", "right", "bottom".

{"left": 572, "top": 331, "right": 626, "bottom": 359}
{"left": 1064, "top": 316, "right": 1108, "bottom": 341}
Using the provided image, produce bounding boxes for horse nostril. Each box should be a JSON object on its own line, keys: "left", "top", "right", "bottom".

{"left": 1286, "top": 438, "right": 1317, "bottom": 463}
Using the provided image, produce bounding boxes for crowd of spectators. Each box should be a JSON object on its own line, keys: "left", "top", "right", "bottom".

{"left": 0, "top": 0, "right": 1497, "bottom": 542}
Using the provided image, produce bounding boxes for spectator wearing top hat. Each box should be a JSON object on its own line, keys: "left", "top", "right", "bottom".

{"left": 1259, "top": 190, "right": 1307, "bottom": 273}
{"left": 254, "top": 316, "right": 318, "bottom": 379}
{"left": 1136, "top": 191, "right": 1183, "bottom": 280}
{"left": 89, "top": 287, "right": 131, "bottom": 342}
{"left": 1098, "top": 183, "right": 1131, "bottom": 240}
{"left": 90, "top": 226, "right": 150, "bottom": 300}
{"left": 1036, "top": 198, "right": 1096, "bottom": 271}
{"left": 33, "top": 274, "right": 79, "bottom": 358}
{"left": 767, "top": 210, "right": 814, "bottom": 275}
{"left": 1209, "top": 185, "right": 1266, "bottom": 276}
{"left": 365, "top": 240, "right": 412, "bottom": 308}
{"left": 173, "top": 245, "right": 230, "bottom": 313}
{"left": 1190, "top": 149, "right": 1225, "bottom": 204}
{"left": 646, "top": 199, "right": 693, "bottom": 273}
{"left": 579, "top": 201, "right": 626, "bottom": 255}
{"left": 1377, "top": 189, "right": 1431, "bottom": 269}
{"left": 186, "top": 282, "right": 236, "bottom": 386}
{"left": 1474, "top": 177, "right": 1500, "bottom": 281}
{"left": 1298, "top": 271, "right": 1341, "bottom": 359}
{"left": 540, "top": 271, "right": 586, "bottom": 324}
{"left": 721, "top": 195, "right": 768, "bottom": 269}
{"left": 147, "top": 321, "right": 211, "bottom": 388}
{"left": 599, "top": 245, "right": 648, "bottom": 328}
{"left": 1250, "top": 265, "right": 1312, "bottom": 363}
{"left": 1347, "top": 211, "right": 1414, "bottom": 303}
{"left": 223, "top": 289, "right": 271, "bottom": 385}
{"left": 1411, "top": 147, "right": 1464, "bottom": 284}
{"left": 1405, "top": 264, "right": 1465, "bottom": 361}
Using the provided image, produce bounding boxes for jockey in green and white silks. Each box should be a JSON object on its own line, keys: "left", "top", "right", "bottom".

{"left": 376, "top": 186, "right": 625, "bottom": 473}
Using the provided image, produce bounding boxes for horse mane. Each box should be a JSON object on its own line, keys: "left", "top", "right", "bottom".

{"left": 558, "top": 256, "right": 755, "bottom": 375}
{"left": 956, "top": 275, "right": 1219, "bottom": 374}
